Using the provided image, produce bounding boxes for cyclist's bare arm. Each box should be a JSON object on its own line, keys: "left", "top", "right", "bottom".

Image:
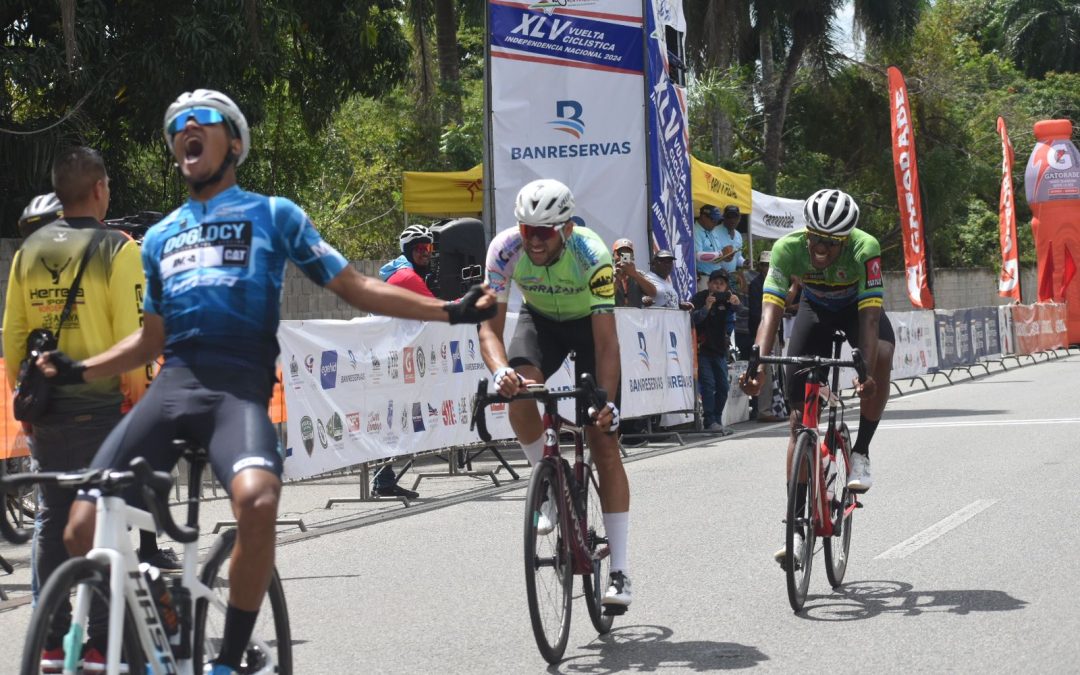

{"left": 326, "top": 266, "right": 495, "bottom": 322}
{"left": 478, "top": 302, "right": 526, "bottom": 397}
{"left": 590, "top": 310, "right": 620, "bottom": 430}
{"left": 39, "top": 312, "right": 166, "bottom": 382}
{"left": 856, "top": 306, "right": 881, "bottom": 368}
{"left": 741, "top": 301, "right": 785, "bottom": 395}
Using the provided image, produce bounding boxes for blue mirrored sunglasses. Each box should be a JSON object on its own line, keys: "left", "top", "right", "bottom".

{"left": 167, "top": 107, "right": 225, "bottom": 136}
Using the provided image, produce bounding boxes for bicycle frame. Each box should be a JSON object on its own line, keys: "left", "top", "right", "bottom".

{"left": 537, "top": 399, "right": 608, "bottom": 576}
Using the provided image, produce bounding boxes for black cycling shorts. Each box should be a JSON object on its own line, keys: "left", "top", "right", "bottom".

{"left": 87, "top": 366, "right": 282, "bottom": 499}
{"left": 784, "top": 299, "right": 895, "bottom": 407}
{"left": 508, "top": 307, "right": 601, "bottom": 389}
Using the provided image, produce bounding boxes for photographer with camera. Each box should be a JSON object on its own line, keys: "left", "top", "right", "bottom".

{"left": 612, "top": 238, "right": 656, "bottom": 308}
{"left": 690, "top": 269, "right": 741, "bottom": 435}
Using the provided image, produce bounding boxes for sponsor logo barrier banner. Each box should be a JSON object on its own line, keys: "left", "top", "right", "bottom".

{"left": 489, "top": 0, "right": 647, "bottom": 255}
{"left": 278, "top": 308, "right": 693, "bottom": 480}
{"left": 1009, "top": 303, "right": 1067, "bottom": 354}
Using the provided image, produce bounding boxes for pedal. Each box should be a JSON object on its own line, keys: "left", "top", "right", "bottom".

{"left": 854, "top": 500, "right": 864, "bottom": 508}
{"left": 602, "top": 604, "right": 628, "bottom": 616}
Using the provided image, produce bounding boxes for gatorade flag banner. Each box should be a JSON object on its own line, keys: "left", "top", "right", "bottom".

{"left": 887, "top": 66, "right": 934, "bottom": 309}
{"left": 645, "top": 0, "right": 694, "bottom": 299}
{"left": 997, "top": 117, "right": 1021, "bottom": 301}
{"left": 488, "top": 0, "right": 647, "bottom": 256}
{"left": 1024, "top": 119, "right": 1080, "bottom": 341}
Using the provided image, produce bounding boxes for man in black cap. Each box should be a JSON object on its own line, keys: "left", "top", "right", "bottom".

{"left": 642, "top": 249, "right": 692, "bottom": 310}
{"left": 690, "top": 269, "right": 741, "bottom": 434}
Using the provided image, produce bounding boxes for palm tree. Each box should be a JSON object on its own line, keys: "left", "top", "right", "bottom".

{"left": 1003, "top": 0, "right": 1080, "bottom": 78}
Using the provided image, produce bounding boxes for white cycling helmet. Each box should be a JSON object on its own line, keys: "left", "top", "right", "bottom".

{"left": 19, "top": 193, "right": 63, "bottom": 231}
{"left": 514, "top": 179, "right": 575, "bottom": 226}
{"left": 163, "top": 89, "right": 250, "bottom": 166}
{"left": 399, "top": 224, "right": 432, "bottom": 253}
{"left": 804, "top": 189, "right": 859, "bottom": 237}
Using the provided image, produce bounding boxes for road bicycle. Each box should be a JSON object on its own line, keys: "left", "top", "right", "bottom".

{"left": 747, "top": 332, "right": 867, "bottom": 613}
{"left": 5, "top": 455, "right": 38, "bottom": 526}
{"left": 471, "top": 373, "right": 614, "bottom": 664}
{"left": 0, "top": 440, "right": 291, "bottom": 675}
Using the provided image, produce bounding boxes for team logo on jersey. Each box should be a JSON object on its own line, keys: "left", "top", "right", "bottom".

{"left": 41, "top": 256, "right": 72, "bottom": 285}
{"left": 865, "top": 257, "right": 884, "bottom": 289}
{"left": 160, "top": 220, "right": 252, "bottom": 279}
{"left": 589, "top": 264, "right": 615, "bottom": 299}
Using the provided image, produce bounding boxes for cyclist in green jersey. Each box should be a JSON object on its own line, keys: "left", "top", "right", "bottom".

{"left": 478, "top": 179, "right": 632, "bottom": 609}
{"left": 740, "top": 189, "right": 894, "bottom": 563}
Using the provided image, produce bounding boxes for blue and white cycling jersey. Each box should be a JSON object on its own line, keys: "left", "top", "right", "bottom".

{"left": 142, "top": 186, "right": 348, "bottom": 371}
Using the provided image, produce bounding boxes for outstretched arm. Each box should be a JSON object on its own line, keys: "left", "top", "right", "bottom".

{"left": 325, "top": 266, "right": 494, "bottom": 322}
{"left": 40, "top": 313, "right": 166, "bottom": 382}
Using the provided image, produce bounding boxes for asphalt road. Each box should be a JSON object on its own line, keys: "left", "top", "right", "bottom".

{"left": 3, "top": 356, "right": 1080, "bottom": 673}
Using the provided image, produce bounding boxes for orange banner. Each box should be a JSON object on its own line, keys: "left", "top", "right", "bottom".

{"left": 888, "top": 66, "right": 934, "bottom": 309}
{"left": 1010, "top": 303, "right": 1067, "bottom": 354}
{"left": 997, "top": 117, "right": 1022, "bottom": 301}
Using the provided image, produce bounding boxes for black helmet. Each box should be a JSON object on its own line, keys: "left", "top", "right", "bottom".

{"left": 18, "top": 193, "right": 63, "bottom": 237}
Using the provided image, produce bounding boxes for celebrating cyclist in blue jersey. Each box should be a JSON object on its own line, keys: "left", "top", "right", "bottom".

{"left": 40, "top": 89, "right": 495, "bottom": 674}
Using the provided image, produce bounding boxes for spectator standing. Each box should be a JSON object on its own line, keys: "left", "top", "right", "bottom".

{"left": 371, "top": 224, "right": 437, "bottom": 499}
{"left": 2, "top": 148, "right": 156, "bottom": 669}
{"left": 612, "top": 238, "right": 656, "bottom": 307}
{"left": 693, "top": 204, "right": 723, "bottom": 291}
{"left": 642, "top": 249, "right": 692, "bottom": 310}
{"left": 690, "top": 269, "right": 741, "bottom": 434}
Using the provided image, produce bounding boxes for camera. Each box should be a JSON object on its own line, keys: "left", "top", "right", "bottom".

{"left": 711, "top": 290, "right": 732, "bottom": 303}
{"left": 618, "top": 251, "right": 633, "bottom": 265}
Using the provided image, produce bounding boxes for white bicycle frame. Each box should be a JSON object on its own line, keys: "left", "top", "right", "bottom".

{"left": 62, "top": 493, "right": 275, "bottom": 675}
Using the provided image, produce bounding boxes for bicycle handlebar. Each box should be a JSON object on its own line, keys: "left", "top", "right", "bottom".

{"left": 470, "top": 373, "right": 608, "bottom": 443}
{"left": 0, "top": 458, "right": 199, "bottom": 545}
{"left": 747, "top": 345, "right": 868, "bottom": 385}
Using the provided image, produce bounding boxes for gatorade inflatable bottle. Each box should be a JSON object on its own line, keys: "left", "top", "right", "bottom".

{"left": 1024, "top": 119, "right": 1080, "bottom": 342}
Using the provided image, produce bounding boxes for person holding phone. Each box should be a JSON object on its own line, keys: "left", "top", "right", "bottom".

{"left": 612, "top": 238, "right": 656, "bottom": 308}
{"left": 690, "top": 269, "right": 741, "bottom": 434}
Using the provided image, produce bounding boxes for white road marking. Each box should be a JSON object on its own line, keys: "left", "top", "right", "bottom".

{"left": 875, "top": 499, "right": 998, "bottom": 560}
{"left": 878, "top": 417, "right": 1080, "bottom": 430}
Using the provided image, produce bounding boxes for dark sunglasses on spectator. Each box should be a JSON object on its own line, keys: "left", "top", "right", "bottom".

{"left": 807, "top": 232, "right": 845, "bottom": 248}
{"left": 412, "top": 242, "right": 433, "bottom": 253}
{"left": 167, "top": 107, "right": 226, "bottom": 137}
{"left": 519, "top": 223, "right": 560, "bottom": 241}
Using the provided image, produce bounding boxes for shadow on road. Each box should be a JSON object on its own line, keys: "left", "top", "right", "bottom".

{"left": 800, "top": 579, "right": 1027, "bottom": 622}
{"left": 552, "top": 624, "right": 767, "bottom": 673}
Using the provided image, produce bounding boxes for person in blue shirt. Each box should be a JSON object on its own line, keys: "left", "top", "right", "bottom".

{"left": 42, "top": 89, "right": 495, "bottom": 674}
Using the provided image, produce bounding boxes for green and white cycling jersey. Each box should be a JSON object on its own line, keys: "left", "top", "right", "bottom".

{"left": 763, "top": 228, "right": 884, "bottom": 312}
{"left": 485, "top": 225, "right": 615, "bottom": 321}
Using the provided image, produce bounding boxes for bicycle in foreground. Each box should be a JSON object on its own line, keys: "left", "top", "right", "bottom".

{"left": 747, "top": 333, "right": 867, "bottom": 613}
{"left": 472, "top": 374, "right": 614, "bottom": 664}
{"left": 0, "top": 440, "right": 291, "bottom": 675}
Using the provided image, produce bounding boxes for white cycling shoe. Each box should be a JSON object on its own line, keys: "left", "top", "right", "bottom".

{"left": 535, "top": 491, "right": 557, "bottom": 536}
{"left": 602, "top": 571, "right": 632, "bottom": 608}
{"left": 848, "top": 453, "right": 873, "bottom": 493}
{"left": 773, "top": 531, "right": 805, "bottom": 568}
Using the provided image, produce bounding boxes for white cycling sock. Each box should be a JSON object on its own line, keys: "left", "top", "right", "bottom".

{"left": 520, "top": 437, "right": 544, "bottom": 466}
{"left": 603, "top": 511, "right": 629, "bottom": 574}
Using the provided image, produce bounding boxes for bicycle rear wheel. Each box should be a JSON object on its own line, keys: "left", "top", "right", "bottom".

{"left": 5, "top": 457, "right": 38, "bottom": 525}
{"left": 580, "top": 460, "right": 613, "bottom": 635}
{"left": 195, "top": 529, "right": 293, "bottom": 674}
{"left": 785, "top": 431, "right": 817, "bottom": 613}
{"left": 524, "top": 459, "right": 573, "bottom": 664}
{"left": 21, "top": 557, "right": 145, "bottom": 675}
{"left": 824, "top": 423, "right": 854, "bottom": 588}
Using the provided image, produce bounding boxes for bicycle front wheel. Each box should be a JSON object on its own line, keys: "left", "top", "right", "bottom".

{"left": 581, "top": 460, "right": 613, "bottom": 635}
{"left": 22, "top": 557, "right": 145, "bottom": 675}
{"left": 524, "top": 459, "right": 573, "bottom": 664}
{"left": 195, "top": 529, "right": 293, "bottom": 674}
{"left": 785, "top": 431, "right": 817, "bottom": 613}
{"left": 824, "top": 423, "right": 854, "bottom": 588}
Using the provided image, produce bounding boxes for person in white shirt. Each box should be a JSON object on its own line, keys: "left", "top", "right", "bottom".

{"left": 642, "top": 249, "right": 693, "bottom": 310}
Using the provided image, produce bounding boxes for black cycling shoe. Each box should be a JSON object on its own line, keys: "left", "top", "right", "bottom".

{"left": 138, "top": 547, "right": 182, "bottom": 571}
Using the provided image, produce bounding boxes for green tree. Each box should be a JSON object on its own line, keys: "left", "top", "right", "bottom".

{"left": 1003, "top": 0, "right": 1080, "bottom": 79}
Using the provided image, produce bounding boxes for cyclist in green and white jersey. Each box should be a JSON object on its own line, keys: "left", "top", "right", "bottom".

{"left": 478, "top": 179, "right": 632, "bottom": 609}
{"left": 740, "top": 189, "right": 894, "bottom": 562}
